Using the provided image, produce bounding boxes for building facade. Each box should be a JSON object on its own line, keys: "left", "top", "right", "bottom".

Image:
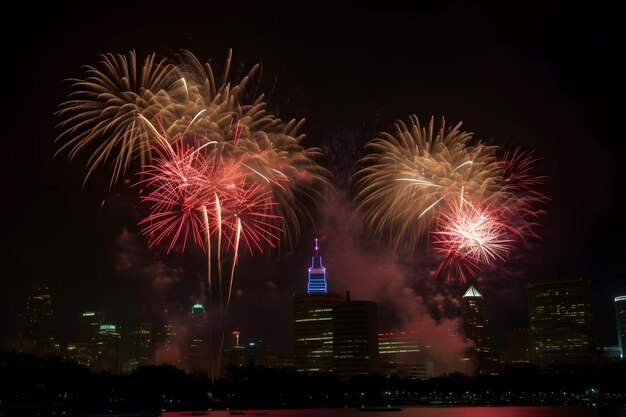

{"left": 378, "top": 330, "right": 434, "bottom": 380}
{"left": 332, "top": 298, "right": 378, "bottom": 380}
{"left": 527, "top": 279, "right": 595, "bottom": 367}
{"left": 294, "top": 292, "right": 343, "bottom": 373}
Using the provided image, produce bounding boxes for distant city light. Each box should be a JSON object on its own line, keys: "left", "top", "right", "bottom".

{"left": 100, "top": 324, "right": 116, "bottom": 330}
{"left": 615, "top": 296, "right": 626, "bottom": 302}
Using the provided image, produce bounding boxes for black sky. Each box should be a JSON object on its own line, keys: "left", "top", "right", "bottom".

{"left": 1, "top": 1, "right": 624, "bottom": 352}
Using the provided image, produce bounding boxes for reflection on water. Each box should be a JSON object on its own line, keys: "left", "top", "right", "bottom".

{"left": 163, "top": 405, "right": 626, "bottom": 417}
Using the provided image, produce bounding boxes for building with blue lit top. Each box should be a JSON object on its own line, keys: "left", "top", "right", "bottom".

{"left": 308, "top": 238, "right": 327, "bottom": 293}
{"left": 294, "top": 239, "right": 343, "bottom": 373}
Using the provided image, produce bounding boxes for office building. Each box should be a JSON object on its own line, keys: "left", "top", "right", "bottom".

{"left": 294, "top": 239, "right": 380, "bottom": 377}
{"left": 332, "top": 296, "right": 378, "bottom": 380}
{"left": 294, "top": 239, "right": 343, "bottom": 373}
{"left": 294, "top": 292, "right": 343, "bottom": 373}
{"left": 527, "top": 279, "right": 595, "bottom": 367}
{"left": 79, "top": 311, "right": 104, "bottom": 342}
{"left": 63, "top": 311, "right": 103, "bottom": 370}
{"left": 121, "top": 322, "right": 153, "bottom": 374}
{"left": 95, "top": 323, "right": 122, "bottom": 373}
{"left": 187, "top": 303, "right": 209, "bottom": 374}
{"left": 460, "top": 286, "right": 491, "bottom": 353}
{"left": 66, "top": 342, "right": 97, "bottom": 368}
{"left": 378, "top": 330, "right": 434, "bottom": 380}
{"left": 20, "top": 285, "right": 57, "bottom": 356}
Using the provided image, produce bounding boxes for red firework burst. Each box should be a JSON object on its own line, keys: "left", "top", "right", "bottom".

{"left": 137, "top": 139, "right": 282, "bottom": 254}
{"left": 138, "top": 140, "right": 212, "bottom": 252}
{"left": 432, "top": 196, "right": 514, "bottom": 281}
{"left": 218, "top": 181, "right": 282, "bottom": 254}
{"left": 500, "top": 147, "right": 550, "bottom": 239}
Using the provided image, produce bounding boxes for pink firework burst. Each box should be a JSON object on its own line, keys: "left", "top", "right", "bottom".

{"left": 500, "top": 147, "right": 550, "bottom": 239}
{"left": 432, "top": 197, "right": 514, "bottom": 281}
{"left": 218, "top": 181, "right": 283, "bottom": 254}
{"left": 138, "top": 140, "right": 213, "bottom": 253}
{"left": 137, "top": 138, "right": 282, "bottom": 255}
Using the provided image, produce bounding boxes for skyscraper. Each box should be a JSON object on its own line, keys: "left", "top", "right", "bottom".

{"left": 527, "top": 279, "right": 595, "bottom": 367}
{"left": 308, "top": 238, "right": 327, "bottom": 293}
{"left": 332, "top": 296, "right": 378, "bottom": 380}
{"left": 20, "top": 285, "right": 57, "bottom": 356}
{"left": 294, "top": 293, "right": 343, "bottom": 373}
{"left": 187, "top": 303, "right": 209, "bottom": 374}
{"left": 615, "top": 295, "right": 626, "bottom": 359}
{"left": 95, "top": 324, "right": 122, "bottom": 373}
{"left": 460, "top": 286, "right": 491, "bottom": 353}
{"left": 65, "top": 311, "right": 104, "bottom": 369}
{"left": 121, "top": 322, "right": 153, "bottom": 374}
{"left": 294, "top": 239, "right": 343, "bottom": 373}
{"left": 79, "top": 311, "right": 104, "bottom": 343}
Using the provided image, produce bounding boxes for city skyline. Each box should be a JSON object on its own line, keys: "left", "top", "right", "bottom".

{"left": 7, "top": 240, "right": 626, "bottom": 379}
{"left": 1, "top": 1, "right": 624, "bottom": 369}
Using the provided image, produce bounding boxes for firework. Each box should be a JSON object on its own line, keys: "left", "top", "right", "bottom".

{"left": 354, "top": 115, "right": 500, "bottom": 251}
{"left": 55, "top": 51, "right": 179, "bottom": 185}
{"left": 56, "top": 49, "right": 330, "bottom": 249}
{"left": 499, "top": 148, "right": 550, "bottom": 239}
{"left": 175, "top": 50, "right": 331, "bottom": 248}
{"left": 138, "top": 138, "right": 281, "bottom": 256}
{"left": 355, "top": 116, "right": 549, "bottom": 281}
{"left": 432, "top": 193, "right": 514, "bottom": 281}
{"left": 57, "top": 49, "right": 330, "bottom": 381}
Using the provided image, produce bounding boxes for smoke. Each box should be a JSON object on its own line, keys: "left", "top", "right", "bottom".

{"left": 153, "top": 313, "right": 189, "bottom": 371}
{"left": 112, "top": 228, "right": 191, "bottom": 299}
{"left": 318, "top": 191, "right": 473, "bottom": 375}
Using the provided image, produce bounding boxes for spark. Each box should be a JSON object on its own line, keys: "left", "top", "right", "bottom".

{"left": 396, "top": 178, "right": 444, "bottom": 187}
{"left": 432, "top": 197, "right": 514, "bottom": 281}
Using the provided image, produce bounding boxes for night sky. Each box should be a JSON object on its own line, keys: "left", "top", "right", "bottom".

{"left": 1, "top": 1, "right": 624, "bottom": 355}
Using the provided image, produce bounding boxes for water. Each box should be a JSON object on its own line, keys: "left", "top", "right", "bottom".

{"left": 163, "top": 406, "right": 626, "bottom": 417}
